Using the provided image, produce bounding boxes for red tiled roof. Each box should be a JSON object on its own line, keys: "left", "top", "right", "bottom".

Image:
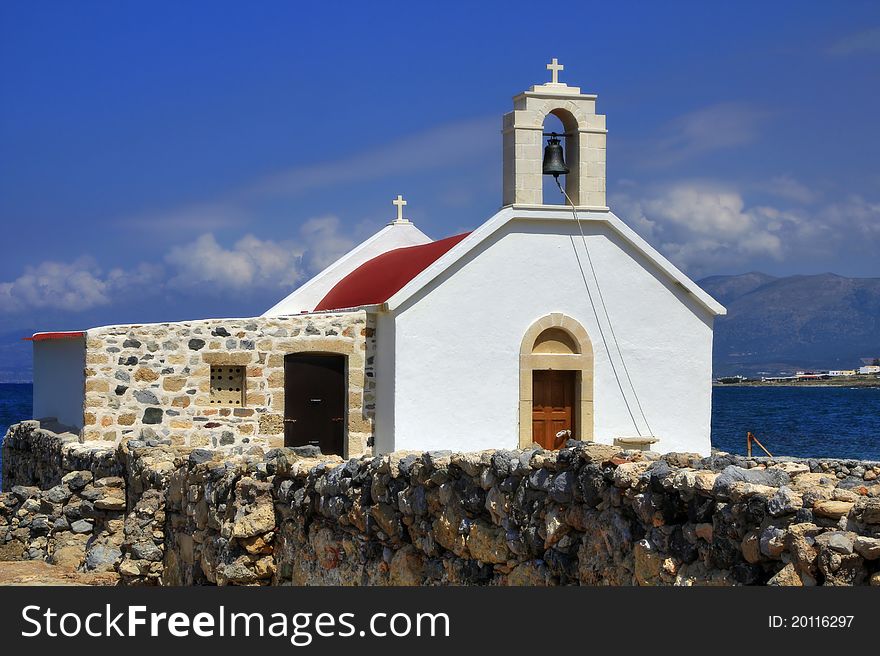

{"left": 314, "top": 232, "right": 470, "bottom": 311}
{"left": 23, "top": 331, "right": 85, "bottom": 342}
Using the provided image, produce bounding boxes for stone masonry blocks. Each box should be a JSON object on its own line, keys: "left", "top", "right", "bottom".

{"left": 80, "top": 312, "right": 376, "bottom": 457}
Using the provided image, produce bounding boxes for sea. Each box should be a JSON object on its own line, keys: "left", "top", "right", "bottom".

{"left": 0, "top": 384, "right": 878, "bottom": 483}
{"left": 710, "top": 385, "right": 880, "bottom": 461}
{"left": 1, "top": 383, "right": 34, "bottom": 484}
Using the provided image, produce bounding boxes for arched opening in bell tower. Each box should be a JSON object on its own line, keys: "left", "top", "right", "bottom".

{"left": 541, "top": 113, "right": 567, "bottom": 205}
{"left": 541, "top": 108, "right": 580, "bottom": 206}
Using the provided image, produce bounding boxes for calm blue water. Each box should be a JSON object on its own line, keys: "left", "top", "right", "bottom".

{"left": 711, "top": 386, "right": 880, "bottom": 461}
{"left": 0, "top": 383, "right": 32, "bottom": 440}
{"left": 0, "top": 383, "right": 33, "bottom": 484}
{"left": 0, "top": 384, "right": 878, "bottom": 465}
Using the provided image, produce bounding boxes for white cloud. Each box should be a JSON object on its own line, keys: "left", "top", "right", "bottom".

{"left": 824, "top": 195, "right": 880, "bottom": 241}
{"left": 612, "top": 182, "right": 796, "bottom": 275}
{"left": 298, "top": 215, "right": 356, "bottom": 271}
{"left": 827, "top": 27, "right": 880, "bottom": 56}
{"left": 165, "top": 233, "right": 304, "bottom": 293}
{"left": 635, "top": 103, "right": 770, "bottom": 167}
{"left": 614, "top": 179, "right": 880, "bottom": 277}
{"left": 0, "top": 257, "right": 163, "bottom": 314}
{"left": 4, "top": 186, "right": 877, "bottom": 317}
{"left": 642, "top": 186, "right": 757, "bottom": 237}
{"left": 0, "top": 215, "right": 356, "bottom": 314}
{"left": 163, "top": 216, "right": 354, "bottom": 294}
{"left": 0, "top": 258, "right": 110, "bottom": 313}
{"left": 758, "top": 175, "right": 817, "bottom": 204}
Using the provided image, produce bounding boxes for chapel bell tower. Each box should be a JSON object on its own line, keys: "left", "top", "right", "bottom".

{"left": 502, "top": 59, "right": 607, "bottom": 209}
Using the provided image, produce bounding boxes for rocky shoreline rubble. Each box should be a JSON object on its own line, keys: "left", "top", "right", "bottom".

{"left": 2, "top": 419, "right": 879, "bottom": 585}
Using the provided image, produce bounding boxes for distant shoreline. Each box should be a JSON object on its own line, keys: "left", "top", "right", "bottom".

{"left": 714, "top": 377, "right": 880, "bottom": 388}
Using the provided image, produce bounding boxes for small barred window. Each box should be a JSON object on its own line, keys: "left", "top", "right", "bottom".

{"left": 209, "top": 365, "right": 245, "bottom": 405}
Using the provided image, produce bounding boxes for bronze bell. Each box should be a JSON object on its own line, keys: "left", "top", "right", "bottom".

{"left": 542, "top": 133, "right": 569, "bottom": 178}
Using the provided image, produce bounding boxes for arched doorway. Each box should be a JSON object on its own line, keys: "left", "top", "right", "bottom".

{"left": 519, "top": 314, "right": 593, "bottom": 449}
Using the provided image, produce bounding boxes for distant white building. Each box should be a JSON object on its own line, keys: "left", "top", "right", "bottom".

{"left": 859, "top": 365, "right": 880, "bottom": 375}
{"left": 828, "top": 370, "right": 856, "bottom": 376}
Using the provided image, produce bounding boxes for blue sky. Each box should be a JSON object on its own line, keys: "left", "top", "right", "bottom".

{"left": 1, "top": 0, "right": 879, "bottom": 351}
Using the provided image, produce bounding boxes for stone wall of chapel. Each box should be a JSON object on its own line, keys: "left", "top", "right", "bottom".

{"left": 81, "top": 312, "right": 375, "bottom": 455}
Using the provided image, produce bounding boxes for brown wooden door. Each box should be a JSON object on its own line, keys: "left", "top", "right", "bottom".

{"left": 284, "top": 353, "right": 345, "bottom": 455}
{"left": 532, "top": 369, "right": 575, "bottom": 449}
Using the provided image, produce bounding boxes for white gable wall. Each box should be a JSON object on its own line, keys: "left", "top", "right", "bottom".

{"left": 264, "top": 222, "right": 431, "bottom": 316}
{"left": 386, "top": 216, "right": 716, "bottom": 455}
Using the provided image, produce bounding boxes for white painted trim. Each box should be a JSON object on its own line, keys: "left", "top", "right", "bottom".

{"left": 384, "top": 206, "right": 726, "bottom": 316}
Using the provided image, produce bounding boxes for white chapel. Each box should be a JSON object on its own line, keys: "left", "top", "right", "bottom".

{"left": 30, "top": 61, "right": 725, "bottom": 457}
{"left": 262, "top": 59, "right": 726, "bottom": 455}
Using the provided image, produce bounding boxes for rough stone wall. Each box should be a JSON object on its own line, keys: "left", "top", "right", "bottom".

{"left": 0, "top": 473, "right": 127, "bottom": 570}
{"left": 2, "top": 422, "right": 200, "bottom": 583}
{"left": 3, "top": 420, "right": 880, "bottom": 586}
{"left": 2, "top": 420, "right": 122, "bottom": 489}
{"left": 81, "top": 311, "right": 375, "bottom": 455}
{"left": 219, "top": 446, "right": 880, "bottom": 586}
{"left": 0, "top": 422, "right": 127, "bottom": 569}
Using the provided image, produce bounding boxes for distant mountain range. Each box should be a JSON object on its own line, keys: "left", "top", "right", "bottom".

{"left": 700, "top": 272, "right": 880, "bottom": 376}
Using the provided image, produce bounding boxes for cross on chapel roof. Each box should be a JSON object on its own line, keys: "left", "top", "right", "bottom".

{"left": 390, "top": 194, "right": 411, "bottom": 225}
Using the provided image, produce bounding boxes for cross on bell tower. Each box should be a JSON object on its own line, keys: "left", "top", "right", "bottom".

{"left": 501, "top": 59, "right": 607, "bottom": 209}
{"left": 546, "top": 58, "right": 564, "bottom": 85}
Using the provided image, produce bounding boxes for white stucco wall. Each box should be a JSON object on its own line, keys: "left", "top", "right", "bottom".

{"left": 386, "top": 214, "right": 716, "bottom": 456}
{"left": 264, "top": 222, "right": 431, "bottom": 316}
{"left": 32, "top": 338, "right": 86, "bottom": 430}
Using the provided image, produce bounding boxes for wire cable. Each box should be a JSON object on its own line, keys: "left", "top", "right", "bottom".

{"left": 555, "top": 177, "right": 654, "bottom": 437}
